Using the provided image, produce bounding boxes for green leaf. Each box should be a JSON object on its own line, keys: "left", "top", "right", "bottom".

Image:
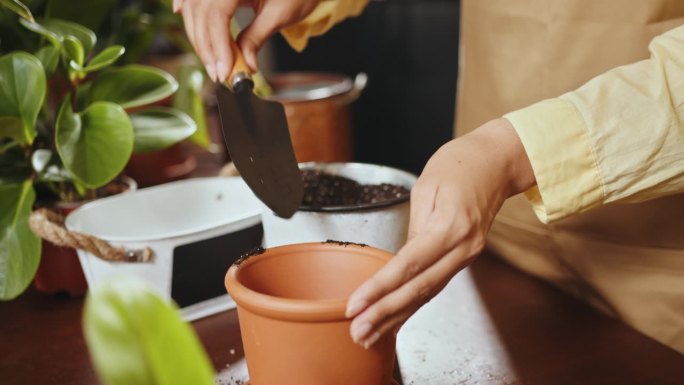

{"left": 173, "top": 65, "right": 211, "bottom": 149}
{"left": 88, "top": 65, "right": 178, "bottom": 109}
{"left": 45, "top": 0, "right": 116, "bottom": 31}
{"left": 19, "top": 18, "right": 61, "bottom": 48}
{"left": 55, "top": 100, "right": 134, "bottom": 188}
{"left": 62, "top": 35, "right": 84, "bottom": 67}
{"left": 83, "top": 277, "right": 215, "bottom": 385}
{"left": 0, "top": 52, "right": 46, "bottom": 145}
{"left": 0, "top": 180, "right": 40, "bottom": 300}
{"left": 79, "top": 45, "right": 125, "bottom": 73}
{"left": 34, "top": 46, "right": 59, "bottom": 74}
{"left": 0, "top": 0, "right": 34, "bottom": 22}
{"left": 0, "top": 117, "right": 25, "bottom": 143}
{"left": 40, "top": 18, "right": 96, "bottom": 54}
{"left": 131, "top": 108, "right": 196, "bottom": 153}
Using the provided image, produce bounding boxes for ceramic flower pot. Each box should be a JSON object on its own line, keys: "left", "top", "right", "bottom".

{"left": 66, "top": 177, "right": 263, "bottom": 320}
{"left": 225, "top": 242, "right": 396, "bottom": 385}
{"left": 33, "top": 176, "right": 138, "bottom": 296}
{"left": 261, "top": 162, "right": 417, "bottom": 253}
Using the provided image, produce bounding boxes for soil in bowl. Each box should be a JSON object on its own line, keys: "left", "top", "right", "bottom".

{"left": 301, "top": 169, "right": 410, "bottom": 209}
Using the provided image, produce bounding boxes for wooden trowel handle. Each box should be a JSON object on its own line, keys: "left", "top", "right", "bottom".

{"left": 228, "top": 39, "right": 252, "bottom": 88}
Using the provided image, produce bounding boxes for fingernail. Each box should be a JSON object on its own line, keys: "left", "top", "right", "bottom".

{"left": 205, "top": 63, "right": 216, "bottom": 82}
{"left": 173, "top": 0, "right": 181, "bottom": 12}
{"left": 346, "top": 299, "right": 367, "bottom": 318}
{"left": 216, "top": 61, "right": 227, "bottom": 82}
{"left": 363, "top": 332, "right": 381, "bottom": 350}
{"left": 351, "top": 322, "right": 372, "bottom": 344}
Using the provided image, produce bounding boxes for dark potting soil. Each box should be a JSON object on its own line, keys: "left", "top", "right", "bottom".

{"left": 301, "top": 170, "right": 410, "bottom": 208}
{"left": 216, "top": 376, "right": 245, "bottom": 385}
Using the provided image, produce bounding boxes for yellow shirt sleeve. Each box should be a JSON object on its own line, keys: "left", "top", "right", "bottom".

{"left": 504, "top": 24, "right": 684, "bottom": 223}
{"left": 281, "top": 0, "right": 369, "bottom": 52}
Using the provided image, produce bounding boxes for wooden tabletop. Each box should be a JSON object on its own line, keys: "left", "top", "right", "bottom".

{"left": 1, "top": 250, "right": 683, "bottom": 385}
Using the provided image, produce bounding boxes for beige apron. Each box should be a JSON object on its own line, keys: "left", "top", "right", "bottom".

{"left": 457, "top": 0, "right": 684, "bottom": 353}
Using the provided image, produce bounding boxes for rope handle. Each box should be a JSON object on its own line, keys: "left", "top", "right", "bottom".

{"left": 29, "top": 208, "right": 153, "bottom": 263}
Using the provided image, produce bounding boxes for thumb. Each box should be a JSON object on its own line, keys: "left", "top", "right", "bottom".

{"left": 237, "top": 10, "right": 280, "bottom": 72}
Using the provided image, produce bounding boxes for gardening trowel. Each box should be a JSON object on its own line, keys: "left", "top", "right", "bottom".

{"left": 216, "top": 42, "right": 303, "bottom": 218}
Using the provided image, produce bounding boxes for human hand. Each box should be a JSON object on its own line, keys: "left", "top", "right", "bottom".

{"left": 345, "top": 118, "right": 536, "bottom": 347}
{"left": 173, "top": 0, "right": 320, "bottom": 82}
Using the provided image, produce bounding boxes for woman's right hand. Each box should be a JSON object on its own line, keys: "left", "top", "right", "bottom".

{"left": 173, "top": 0, "right": 320, "bottom": 82}
{"left": 345, "top": 118, "right": 537, "bottom": 347}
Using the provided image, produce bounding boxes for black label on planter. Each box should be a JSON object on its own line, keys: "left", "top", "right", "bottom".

{"left": 171, "top": 223, "right": 263, "bottom": 308}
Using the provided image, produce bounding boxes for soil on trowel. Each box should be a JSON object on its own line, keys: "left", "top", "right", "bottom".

{"left": 301, "top": 170, "right": 410, "bottom": 208}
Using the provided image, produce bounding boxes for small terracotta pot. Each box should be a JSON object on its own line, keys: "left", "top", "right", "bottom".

{"left": 124, "top": 142, "right": 197, "bottom": 187}
{"left": 225, "top": 242, "right": 396, "bottom": 385}
{"left": 268, "top": 72, "right": 367, "bottom": 163}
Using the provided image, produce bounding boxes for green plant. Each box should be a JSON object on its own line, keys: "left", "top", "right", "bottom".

{"left": 0, "top": 1, "right": 196, "bottom": 300}
{"left": 84, "top": 277, "right": 215, "bottom": 385}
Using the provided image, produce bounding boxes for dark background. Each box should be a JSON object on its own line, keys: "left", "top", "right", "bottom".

{"left": 271, "top": 0, "right": 461, "bottom": 175}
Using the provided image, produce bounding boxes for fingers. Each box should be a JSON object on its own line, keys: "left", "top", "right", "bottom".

{"left": 192, "top": 0, "right": 217, "bottom": 81}
{"left": 181, "top": 1, "right": 196, "bottom": 55}
{"left": 173, "top": 0, "right": 183, "bottom": 13}
{"left": 350, "top": 246, "right": 465, "bottom": 347}
{"left": 237, "top": 7, "right": 280, "bottom": 71}
{"left": 345, "top": 221, "right": 451, "bottom": 319}
{"left": 180, "top": 0, "right": 239, "bottom": 83}
{"left": 208, "top": 3, "right": 238, "bottom": 82}
{"left": 346, "top": 181, "right": 486, "bottom": 348}
{"left": 355, "top": 306, "right": 417, "bottom": 349}
{"left": 345, "top": 179, "right": 439, "bottom": 319}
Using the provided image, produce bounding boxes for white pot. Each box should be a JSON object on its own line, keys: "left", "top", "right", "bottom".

{"left": 261, "top": 162, "right": 417, "bottom": 253}
{"left": 65, "top": 177, "right": 263, "bottom": 321}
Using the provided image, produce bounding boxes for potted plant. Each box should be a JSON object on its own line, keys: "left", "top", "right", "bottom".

{"left": 20, "top": 0, "right": 217, "bottom": 186}
{"left": 0, "top": 1, "right": 196, "bottom": 300}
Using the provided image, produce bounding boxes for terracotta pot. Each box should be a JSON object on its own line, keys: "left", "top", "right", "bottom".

{"left": 125, "top": 142, "right": 198, "bottom": 187}
{"left": 34, "top": 204, "right": 88, "bottom": 296}
{"left": 269, "top": 72, "right": 367, "bottom": 163}
{"left": 225, "top": 242, "right": 396, "bottom": 385}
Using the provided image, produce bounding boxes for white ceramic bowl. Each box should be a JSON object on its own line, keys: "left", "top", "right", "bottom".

{"left": 66, "top": 177, "right": 263, "bottom": 321}
{"left": 261, "top": 162, "right": 417, "bottom": 253}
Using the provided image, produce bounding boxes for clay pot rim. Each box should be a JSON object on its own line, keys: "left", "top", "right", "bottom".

{"left": 267, "top": 71, "right": 363, "bottom": 103}
{"left": 225, "top": 242, "right": 392, "bottom": 322}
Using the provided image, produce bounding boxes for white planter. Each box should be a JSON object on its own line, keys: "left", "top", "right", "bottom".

{"left": 66, "top": 177, "right": 263, "bottom": 321}
{"left": 261, "top": 163, "right": 417, "bottom": 253}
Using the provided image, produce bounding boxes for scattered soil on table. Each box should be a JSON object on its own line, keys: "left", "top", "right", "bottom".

{"left": 301, "top": 169, "right": 410, "bottom": 208}
{"left": 216, "top": 376, "right": 244, "bottom": 385}
{"left": 233, "top": 246, "right": 265, "bottom": 266}
{"left": 324, "top": 239, "right": 368, "bottom": 247}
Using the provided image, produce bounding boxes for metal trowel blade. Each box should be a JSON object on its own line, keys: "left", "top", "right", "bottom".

{"left": 216, "top": 85, "right": 303, "bottom": 218}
